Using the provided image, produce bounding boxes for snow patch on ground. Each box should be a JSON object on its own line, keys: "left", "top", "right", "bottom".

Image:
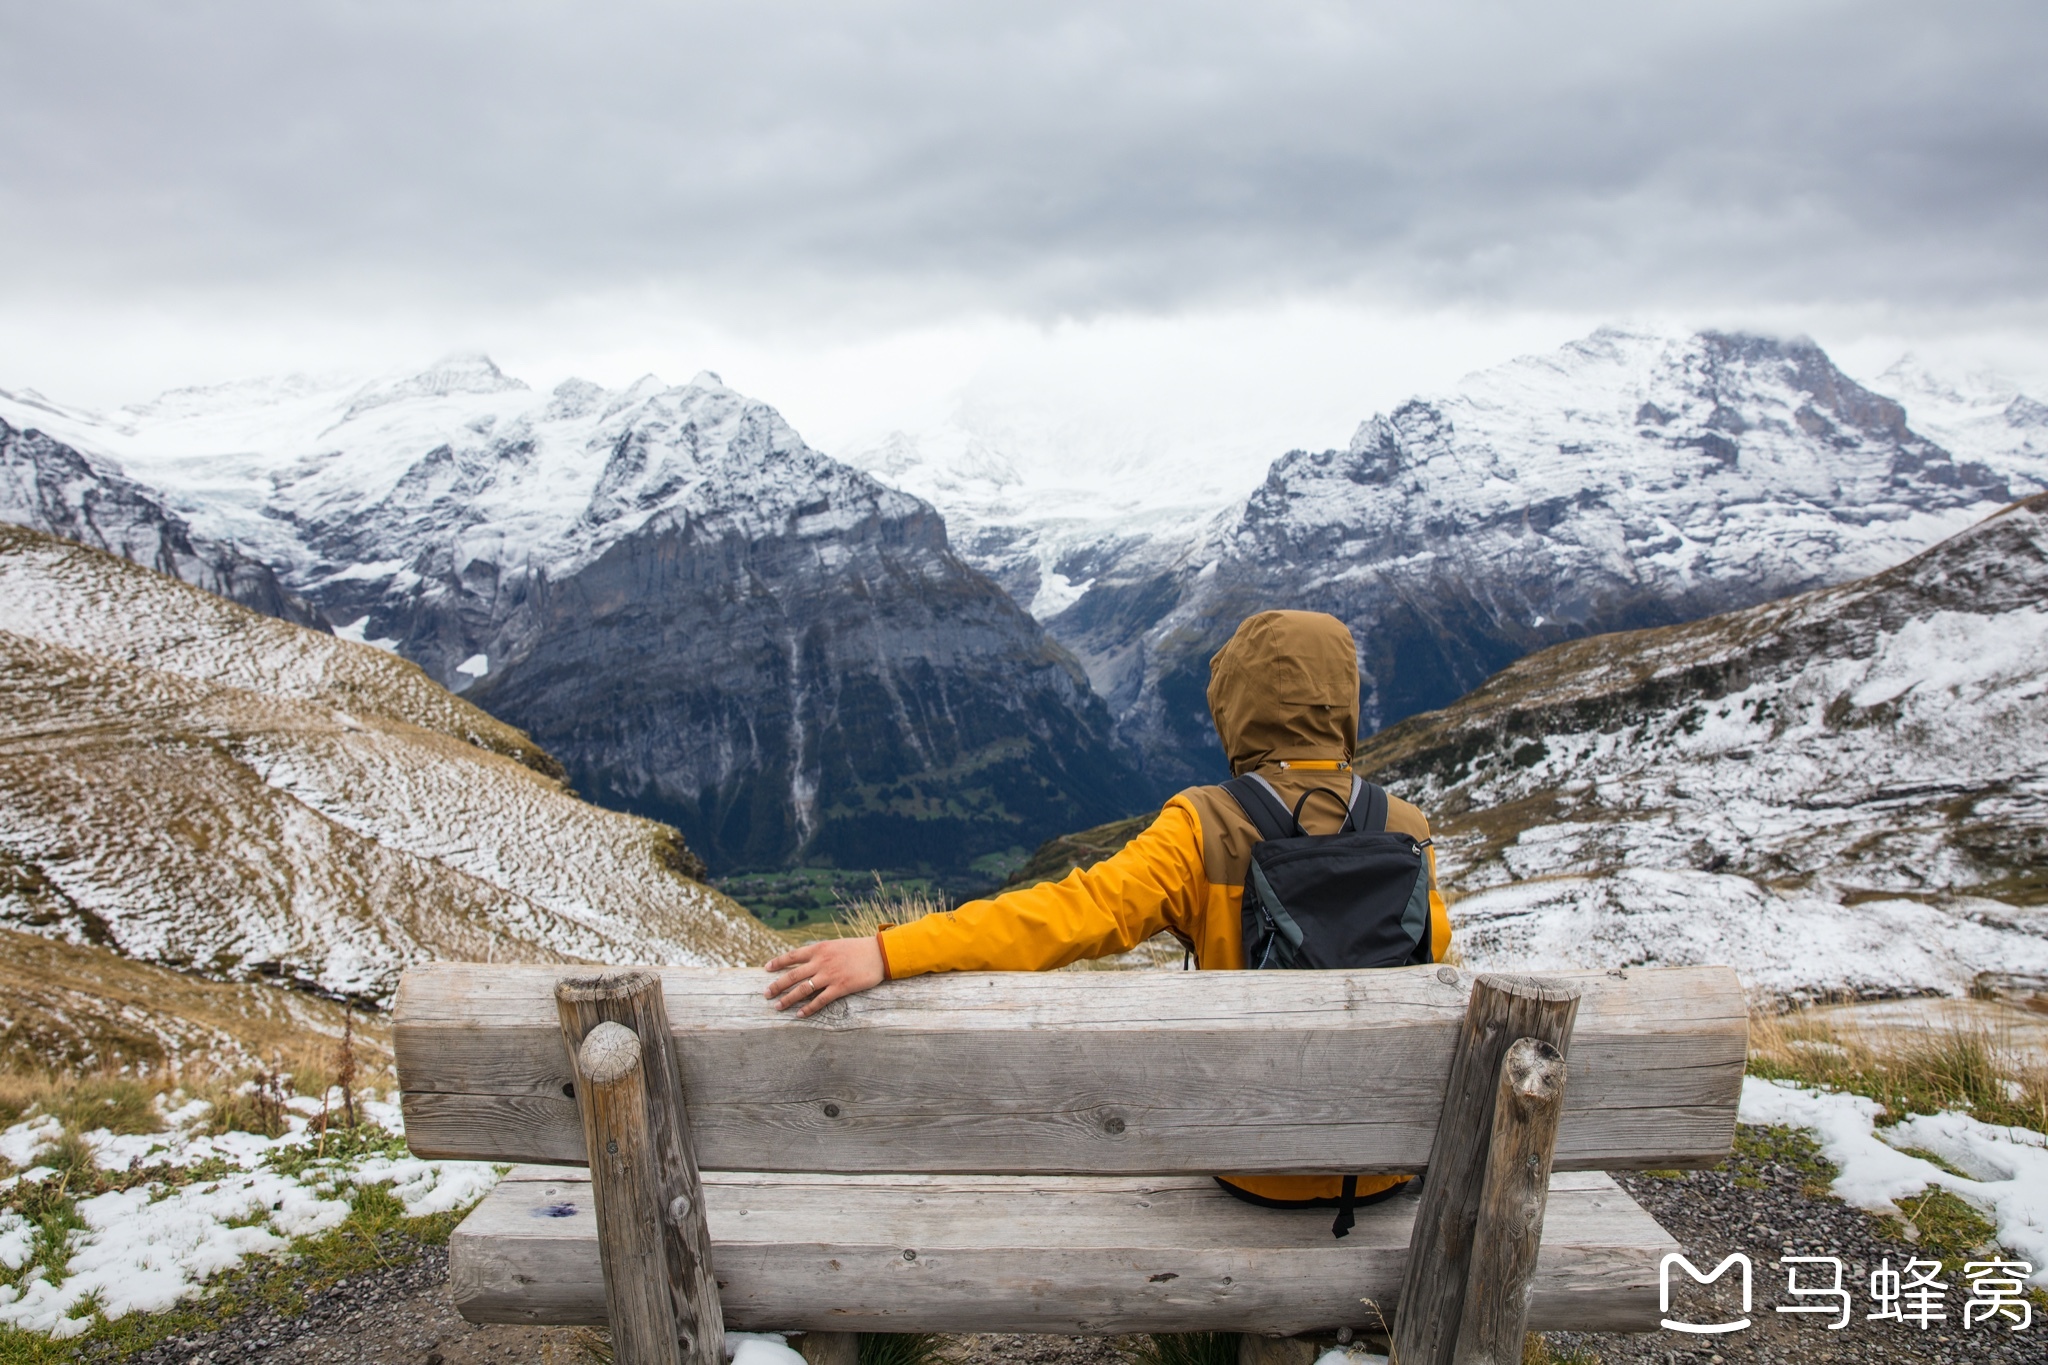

{"left": 1739, "top": 1078, "right": 2048, "bottom": 1286}
{"left": 0, "top": 1092, "right": 499, "bottom": 1339}
{"left": 1453, "top": 870, "right": 2048, "bottom": 1002}
{"left": 727, "top": 1332, "right": 807, "bottom": 1365}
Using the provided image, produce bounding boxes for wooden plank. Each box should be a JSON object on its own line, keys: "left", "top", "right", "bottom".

{"left": 1397, "top": 977, "right": 1580, "bottom": 1365}
{"left": 449, "top": 1168, "right": 1676, "bottom": 1335}
{"left": 396, "top": 965, "right": 1744, "bottom": 1173}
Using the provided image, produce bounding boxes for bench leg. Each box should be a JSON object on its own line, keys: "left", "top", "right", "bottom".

{"left": 560, "top": 1016, "right": 681, "bottom": 1365}
{"left": 795, "top": 1331, "right": 859, "bottom": 1365}
{"left": 559, "top": 970, "right": 725, "bottom": 1365}
{"left": 1452, "top": 1037, "right": 1569, "bottom": 1364}
{"left": 1390, "top": 973, "right": 1580, "bottom": 1365}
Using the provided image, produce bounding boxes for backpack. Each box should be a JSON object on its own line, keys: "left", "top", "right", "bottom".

{"left": 1225, "top": 773, "right": 1434, "bottom": 972}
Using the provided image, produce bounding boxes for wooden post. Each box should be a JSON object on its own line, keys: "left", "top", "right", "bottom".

{"left": 558, "top": 971, "right": 723, "bottom": 1365}
{"left": 1391, "top": 974, "right": 1579, "bottom": 1365}
{"left": 795, "top": 1331, "right": 859, "bottom": 1365}
{"left": 1451, "top": 1038, "right": 1569, "bottom": 1365}
{"left": 563, "top": 1020, "right": 681, "bottom": 1365}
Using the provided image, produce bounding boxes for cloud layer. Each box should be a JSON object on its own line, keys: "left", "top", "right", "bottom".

{"left": 4, "top": 0, "right": 2044, "bottom": 327}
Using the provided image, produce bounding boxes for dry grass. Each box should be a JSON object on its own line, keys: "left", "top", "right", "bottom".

{"left": 0, "top": 927, "right": 391, "bottom": 1078}
{"left": 779, "top": 882, "right": 952, "bottom": 944}
{"left": 1748, "top": 1006, "right": 2048, "bottom": 1132}
{"left": 0, "top": 960, "right": 394, "bottom": 1160}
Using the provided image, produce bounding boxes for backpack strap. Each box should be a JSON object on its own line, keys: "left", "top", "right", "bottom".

{"left": 1223, "top": 774, "right": 1296, "bottom": 841}
{"left": 1341, "top": 779, "right": 1389, "bottom": 834}
{"left": 1230, "top": 773, "right": 1390, "bottom": 838}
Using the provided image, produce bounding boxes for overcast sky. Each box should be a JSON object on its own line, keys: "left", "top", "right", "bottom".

{"left": 2, "top": 0, "right": 2045, "bottom": 446}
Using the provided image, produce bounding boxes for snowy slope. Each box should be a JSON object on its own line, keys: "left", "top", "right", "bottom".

{"left": 1059, "top": 329, "right": 2018, "bottom": 785}
{"left": 0, "top": 524, "right": 779, "bottom": 1003}
{"left": 846, "top": 414, "right": 1251, "bottom": 620}
{"left": 0, "top": 361, "right": 1148, "bottom": 875}
{"left": 0, "top": 415, "right": 327, "bottom": 630}
{"left": 1354, "top": 494, "right": 2048, "bottom": 1002}
{"left": 1869, "top": 356, "right": 2048, "bottom": 497}
{"left": 0, "top": 356, "right": 929, "bottom": 685}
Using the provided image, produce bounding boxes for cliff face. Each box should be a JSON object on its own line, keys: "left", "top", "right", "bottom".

{"left": 1044, "top": 330, "right": 2017, "bottom": 786}
{"left": 466, "top": 457, "right": 1144, "bottom": 874}
{"left": 0, "top": 363, "right": 1148, "bottom": 876}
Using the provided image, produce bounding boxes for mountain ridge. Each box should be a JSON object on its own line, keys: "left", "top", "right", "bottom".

{"left": 1042, "top": 328, "right": 2023, "bottom": 785}
{"left": 0, "top": 366, "right": 1150, "bottom": 878}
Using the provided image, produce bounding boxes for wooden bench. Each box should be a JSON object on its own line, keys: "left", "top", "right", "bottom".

{"left": 395, "top": 964, "right": 1746, "bottom": 1365}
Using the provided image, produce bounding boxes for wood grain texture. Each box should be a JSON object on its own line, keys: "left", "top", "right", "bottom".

{"left": 561, "top": 1015, "right": 680, "bottom": 1365}
{"left": 557, "top": 972, "right": 723, "bottom": 1365}
{"left": 1452, "top": 1038, "right": 1568, "bottom": 1365}
{"left": 396, "top": 965, "right": 1743, "bottom": 1173}
{"left": 449, "top": 1168, "right": 1674, "bottom": 1335}
{"left": 1393, "top": 976, "right": 1580, "bottom": 1365}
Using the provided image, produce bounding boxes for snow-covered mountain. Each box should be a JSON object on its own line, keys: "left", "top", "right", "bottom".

{"left": 1870, "top": 356, "right": 2048, "bottom": 497}
{"left": 0, "top": 360, "right": 1147, "bottom": 877}
{"left": 1356, "top": 493, "right": 2048, "bottom": 1002}
{"left": 1027, "top": 329, "right": 2021, "bottom": 786}
{"left": 0, "top": 523, "right": 780, "bottom": 1003}
{"left": 1, "top": 410, "right": 327, "bottom": 630}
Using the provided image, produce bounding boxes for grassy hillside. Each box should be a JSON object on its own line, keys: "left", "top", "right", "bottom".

{"left": 0, "top": 524, "right": 780, "bottom": 1012}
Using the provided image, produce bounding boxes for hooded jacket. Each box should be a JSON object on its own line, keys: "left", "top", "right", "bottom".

{"left": 876, "top": 610, "right": 1450, "bottom": 1203}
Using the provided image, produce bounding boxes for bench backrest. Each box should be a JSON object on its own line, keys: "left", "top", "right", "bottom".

{"left": 395, "top": 963, "right": 1745, "bottom": 1175}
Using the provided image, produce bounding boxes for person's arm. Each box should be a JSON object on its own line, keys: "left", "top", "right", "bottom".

{"left": 766, "top": 802, "right": 1204, "bottom": 1015}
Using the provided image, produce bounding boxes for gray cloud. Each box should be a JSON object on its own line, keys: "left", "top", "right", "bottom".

{"left": 1, "top": 0, "right": 2044, "bottom": 325}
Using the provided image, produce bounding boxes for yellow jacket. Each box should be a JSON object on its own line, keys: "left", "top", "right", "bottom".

{"left": 877, "top": 610, "right": 1451, "bottom": 1204}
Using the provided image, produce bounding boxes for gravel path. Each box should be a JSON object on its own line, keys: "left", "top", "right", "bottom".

{"left": 1546, "top": 1132, "right": 2040, "bottom": 1365}
{"left": 70, "top": 1127, "right": 2040, "bottom": 1364}
{"left": 81, "top": 1243, "right": 589, "bottom": 1365}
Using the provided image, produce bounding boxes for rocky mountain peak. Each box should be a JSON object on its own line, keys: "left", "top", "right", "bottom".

{"left": 1033, "top": 327, "right": 2024, "bottom": 788}
{"left": 341, "top": 352, "right": 530, "bottom": 421}
{"left": 0, "top": 364, "right": 1146, "bottom": 878}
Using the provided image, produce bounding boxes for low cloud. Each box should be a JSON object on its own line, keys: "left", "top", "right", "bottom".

{"left": 1, "top": 1, "right": 2043, "bottom": 336}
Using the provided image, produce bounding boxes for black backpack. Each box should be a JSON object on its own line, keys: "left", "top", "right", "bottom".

{"left": 1225, "top": 773, "right": 1434, "bottom": 972}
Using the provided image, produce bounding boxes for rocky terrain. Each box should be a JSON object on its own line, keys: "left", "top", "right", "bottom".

{"left": 0, "top": 365, "right": 1146, "bottom": 880}
{"left": 1073, "top": 331, "right": 2022, "bottom": 785}
{"left": 857, "top": 330, "right": 2040, "bottom": 793}
{"left": 7, "top": 333, "right": 2041, "bottom": 878}
{"left": 1350, "top": 493, "right": 2048, "bottom": 1001}
{"left": 0, "top": 524, "right": 777, "bottom": 1006}
{"left": 999, "top": 496, "right": 2048, "bottom": 1002}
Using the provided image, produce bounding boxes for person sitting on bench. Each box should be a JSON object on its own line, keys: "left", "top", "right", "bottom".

{"left": 765, "top": 608, "right": 1451, "bottom": 1217}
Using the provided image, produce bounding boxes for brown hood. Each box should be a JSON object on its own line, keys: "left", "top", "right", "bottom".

{"left": 1205, "top": 610, "right": 1360, "bottom": 775}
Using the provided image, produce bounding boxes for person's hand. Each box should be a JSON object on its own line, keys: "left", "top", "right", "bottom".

{"left": 764, "top": 936, "right": 886, "bottom": 1016}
